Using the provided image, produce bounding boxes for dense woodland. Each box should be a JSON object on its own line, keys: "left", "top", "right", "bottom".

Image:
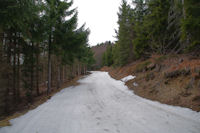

{"left": 0, "top": 0, "right": 199, "bottom": 117}
{"left": 91, "top": 41, "right": 113, "bottom": 69}
{"left": 102, "top": 0, "right": 200, "bottom": 67}
{"left": 0, "top": 0, "right": 95, "bottom": 115}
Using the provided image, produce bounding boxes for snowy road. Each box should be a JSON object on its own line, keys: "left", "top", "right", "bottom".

{"left": 1, "top": 71, "right": 200, "bottom": 133}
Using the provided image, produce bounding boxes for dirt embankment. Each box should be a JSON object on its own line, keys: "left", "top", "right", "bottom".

{"left": 102, "top": 54, "right": 200, "bottom": 112}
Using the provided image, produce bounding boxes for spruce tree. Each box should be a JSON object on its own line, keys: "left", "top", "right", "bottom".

{"left": 132, "top": 0, "right": 149, "bottom": 58}
{"left": 116, "top": 0, "right": 133, "bottom": 66}
{"left": 181, "top": 0, "right": 200, "bottom": 54}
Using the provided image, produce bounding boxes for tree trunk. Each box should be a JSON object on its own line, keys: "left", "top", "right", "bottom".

{"left": 85, "top": 65, "right": 87, "bottom": 75}
{"left": 70, "top": 65, "right": 73, "bottom": 80}
{"left": 62, "top": 66, "right": 65, "bottom": 82}
{"left": 72, "top": 64, "right": 74, "bottom": 78}
{"left": 76, "top": 64, "right": 79, "bottom": 76}
{"left": 30, "top": 42, "right": 34, "bottom": 102}
{"left": 85, "top": 65, "right": 86, "bottom": 75}
{"left": 182, "top": 0, "right": 186, "bottom": 19}
{"left": 60, "top": 65, "right": 63, "bottom": 84}
{"left": 36, "top": 43, "right": 40, "bottom": 96}
{"left": 57, "top": 63, "right": 61, "bottom": 89}
{"left": 63, "top": 65, "right": 65, "bottom": 81}
{"left": 13, "top": 33, "right": 16, "bottom": 103}
{"left": 5, "top": 33, "right": 11, "bottom": 114}
{"left": 16, "top": 41, "right": 20, "bottom": 102}
{"left": 78, "top": 62, "right": 81, "bottom": 76}
{"left": 47, "top": 33, "right": 52, "bottom": 94}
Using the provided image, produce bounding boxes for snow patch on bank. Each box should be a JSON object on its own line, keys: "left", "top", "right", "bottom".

{"left": 133, "top": 82, "right": 138, "bottom": 87}
{"left": 121, "top": 75, "right": 136, "bottom": 82}
{"left": 0, "top": 71, "right": 200, "bottom": 133}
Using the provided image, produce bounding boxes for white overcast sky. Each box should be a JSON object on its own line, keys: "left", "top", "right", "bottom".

{"left": 73, "top": 0, "right": 132, "bottom": 46}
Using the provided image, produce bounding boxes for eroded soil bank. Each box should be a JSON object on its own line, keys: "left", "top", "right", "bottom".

{"left": 102, "top": 54, "right": 200, "bottom": 111}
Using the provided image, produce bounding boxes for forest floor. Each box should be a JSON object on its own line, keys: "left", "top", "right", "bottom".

{"left": 101, "top": 54, "right": 200, "bottom": 112}
{"left": 0, "top": 76, "right": 82, "bottom": 127}
{"left": 0, "top": 71, "right": 199, "bottom": 133}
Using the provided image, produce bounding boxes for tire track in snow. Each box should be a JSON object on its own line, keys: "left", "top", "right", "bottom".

{"left": 0, "top": 71, "right": 200, "bottom": 133}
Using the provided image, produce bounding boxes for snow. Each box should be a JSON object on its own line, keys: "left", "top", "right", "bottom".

{"left": 121, "top": 75, "right": 136, "bottom": 82}
{"left": 1, "top": 71, "right": 200, "bottom": 133}
{"left": 133, "top": 82, "right": 138, "bottom": 87}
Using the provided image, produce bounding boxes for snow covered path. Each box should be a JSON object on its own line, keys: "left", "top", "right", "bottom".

{"left": 1, "top": 71, "right": 200, "bottom": 133}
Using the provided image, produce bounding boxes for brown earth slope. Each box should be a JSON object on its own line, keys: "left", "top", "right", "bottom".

{"left": 102, "top": 54, "right": 200, "bottom": 111}
{"left": 91, "top": 42, "right": 111, "bottom": 69}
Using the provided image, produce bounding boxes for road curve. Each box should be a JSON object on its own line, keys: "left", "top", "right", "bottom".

{"left": 0, "top": 71, "right": 200, "bottom": 133}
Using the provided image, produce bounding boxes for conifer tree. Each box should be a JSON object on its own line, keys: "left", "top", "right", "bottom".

{"left": 181, "top": 0, "right": 200, "bottom": 54}
{"left": 0, "top": 0, "right": 95, "bottom": 115}
{"left": 44, "top": 0, "right": 78, "bottom": 93}
{"left": 116, "top": 0, "right": 133, "bottom": 66}
{"left": 132, "top": 0, "right": 149, "bottom": 58}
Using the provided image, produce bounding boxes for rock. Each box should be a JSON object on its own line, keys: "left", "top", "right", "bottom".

{"left": 145, "top": 72, "right": 155, "bottom": 81}
{"left": 194, "top": 67, "right": 200, "bottom": 74}
{"left": 155, "top": 82, "right": 161, "bottom": 88}
{"left": 149, "top": 89, "right": 158, "bottom": 94}
{"left": 180, "top": 91, "right": 192, "bottom": 97}
{"left": 164, "top": 70, "right": 181, "bottom": 79}
{"left": 194, "top": 74, "right": 200, "bottom": 80}
{"left": 190, "top": 77, "right": 195, "bottom": 85}
{"left": 133, "top": 82, "right": 138, "bottom": 87}
{"left": 155, "top": 64, "right": 162, "bottom": 72}
{"left": 164, "top": 68, "right": 190, "bottom": 79}
{"left": 179, "top": 58, "right": 184, "bottom": 63}
{"left": 142, "top": 68, "right": 147, "bottom": 72}
{"left": 147, "top": 63, "right": 156, "bottom": 71}
{"left": 164, "top": 80, "right": 169, "bottom": 85}
{"left": 192, "top": 96, "right": 200, "bottom": 102}
{"left": 198, "top": 81, "right": 200, "bottom": 88}
{"left": 185, "top": 77, "right": 195, "bottom": 90}
{"left": 194, "top": 67, "right": 200, "bottom": 80}
{"left": 181, "top": 67, "right": 191, "bottom": 76}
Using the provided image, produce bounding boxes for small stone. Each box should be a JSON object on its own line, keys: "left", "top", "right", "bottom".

{"left": 164, "top": 70, "right": 181, "bottom": 79}
{"left": 147, "top": 63, "right": 156, "bottom": 71}
{"left": 194, "top": 74, "right": 200, "bottom": 80}
{"left": 133, "top": 82, "right": 138, "bottom": 87}
{"left": 192, "top": 96, "right": 200, "bottom": 102}
{"left": 180, "top": 91, "right": 192, "bottom": 97}
{"left": 198, "top": 81, "right": 200, "bottom": 88}
{"left": 179, "top": 58, "right": 184, "bottom": 63}
{"left": 181, "top": 67, "right": 191, "bottom": 76}
{"left": 194, "top": 67, "right": 200, "bottom": 74}
{"left": 190, "top": 77, "right": 195, "bottom": 85}
{"left": 145, "top": 72, "right": 155, "bottom": 81}
{"left": 155, "top": 64, "right": 161, "bottom": 72}
{"left": 185, "top": 77, "right": 195, "bottom": 90}
{"left": 164, "top": 80, "right": 169, "bottom": 85}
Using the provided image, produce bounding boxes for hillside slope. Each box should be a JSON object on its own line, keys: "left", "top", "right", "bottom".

{"left": 91, "top": 43, "right": 111, "bottom": 69}
{"left": 102, "top": 54, "right": 200, "bottom": 111}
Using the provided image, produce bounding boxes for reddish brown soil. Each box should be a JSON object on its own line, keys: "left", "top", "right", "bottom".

{"left": 102, "top": 54, "right": 200, "bottom": 112}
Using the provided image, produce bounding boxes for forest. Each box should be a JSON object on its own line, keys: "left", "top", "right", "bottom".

{"left": 0, "top": 0, "right": 200, "bottom": 132}
{"left": 0, "top": 0, "right": 95, "bottom": 116}
{"left": 102, "top": 0, "right": 200, "bottom": 67}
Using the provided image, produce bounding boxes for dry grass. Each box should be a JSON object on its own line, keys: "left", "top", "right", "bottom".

{"left": 104, "top": 54, "right": 200, "bottom": 112}
{"left": 135, "top": 60, "right": 151, "bottom": 72}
